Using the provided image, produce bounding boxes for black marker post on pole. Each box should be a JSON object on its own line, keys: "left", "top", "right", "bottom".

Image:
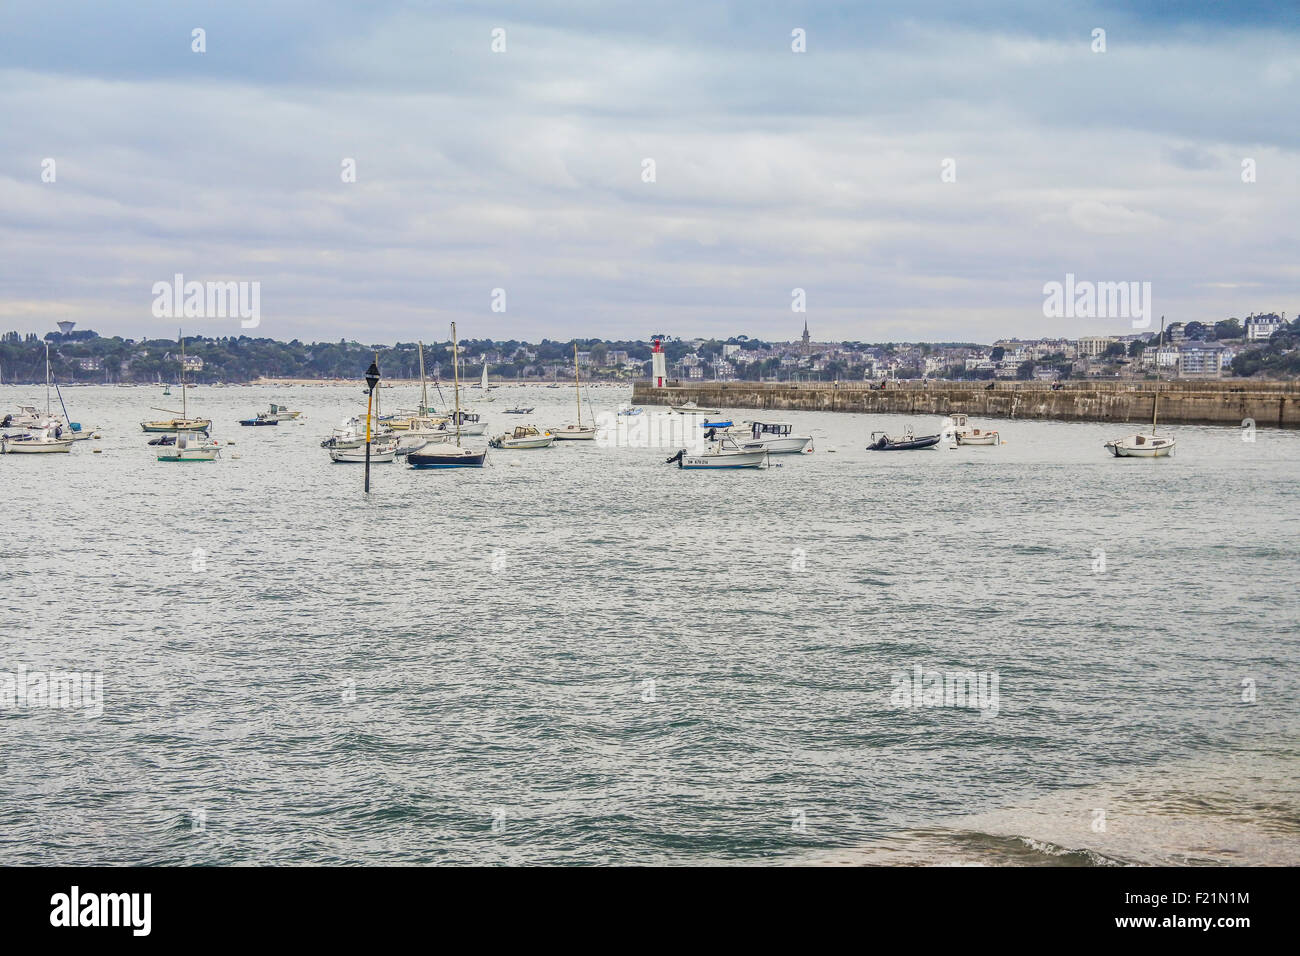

{"left": 364, "top": 356, "right": 380, "bottom": 493}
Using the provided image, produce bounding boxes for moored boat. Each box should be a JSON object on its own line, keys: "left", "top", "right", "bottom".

{"left": 733, "top": 420, "right": 812, "bottom": 455}
{"left": 666, "top": 434, "right": 768, "bottom": 469}
{"left": 1105, "top": 318, "right": 1176, "bottom": 459}
{"left": 156, "top": 431, "right": 222, "bottom": 462}
{"left": 671, "top": 401, "right": 722, "bottom": 415}
{"left": 867, "top": 429, "right": 941, "bottom": 451}
{"left": 1, "top": 425, "right": 75, "bottom": 454}
{"left": 489, "top": 425, "right": 554, "bottom": 449}
{"left": 410, "top": 323, "right": 487, "bottom": 468}
{"left": 948, "top": 413, "right": 1000, "bottom": 445}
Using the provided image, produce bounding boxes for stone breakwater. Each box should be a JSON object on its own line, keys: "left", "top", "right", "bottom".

{"left": 631, "top": 381, "right": 1300, "bottom": 428}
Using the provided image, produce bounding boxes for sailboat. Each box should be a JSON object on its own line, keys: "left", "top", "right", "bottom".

{"left": 141, "top": 333, "right": 212, "bottom": 433}
{"left": 0, "top": 342, "right": 77, "bottom": 453}
{"left": 409, "top": 323, "right": 487, "bottom": 468}
{"left": 476, "top": 363, "right": 496, "bottom": 402}
{"left": 1105, "top": 318, "right": 1177, "bottom": 458}
{"left": 552, "top": 344, "right": 597, "bottom": 440}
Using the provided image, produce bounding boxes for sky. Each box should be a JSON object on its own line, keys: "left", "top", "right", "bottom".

{"left": 1, "top": 1, "right": 1297, "bottom": 345}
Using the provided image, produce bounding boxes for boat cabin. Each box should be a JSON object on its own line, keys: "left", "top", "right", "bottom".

{"left": 750, "top": 420, "right": 793, "bottom": 438}
{"left": 449, "top": 411, "right": 480, "bottom": 425}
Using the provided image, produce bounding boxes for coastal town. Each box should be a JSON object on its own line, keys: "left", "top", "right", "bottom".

{"left": 1, "top": 311, "right": 1295, "bottom": 386}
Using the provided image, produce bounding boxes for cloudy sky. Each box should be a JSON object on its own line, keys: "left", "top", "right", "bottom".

{"left": 1, "top": 1, "right": 1296, "bottom": 344}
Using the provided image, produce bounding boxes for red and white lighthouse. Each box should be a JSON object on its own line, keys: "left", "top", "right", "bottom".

{"left": 651, "top": 338, "right": 666, "bottom": 388}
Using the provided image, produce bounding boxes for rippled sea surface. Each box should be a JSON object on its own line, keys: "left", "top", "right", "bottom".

{"left": 2, "top": 383, "right": 1297, "bottom": 866}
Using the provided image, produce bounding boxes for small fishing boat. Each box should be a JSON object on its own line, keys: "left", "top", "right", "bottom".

{"left": 665, "top": 434, "right": 768, "bottom": 469}
{"left": 394, "top": 418, "right": 454, "bottom": 456}
{"left": 671, "top": 401, "right": 721, "bottom": 415}
{"left": 1105, "top": 318, "right": 1176, "bottom": 459}
{"left": 328, "top": 437, "right": 397, "bottom": 463}
{"left": 446, "top": 410, "right": 487, "bottom": 436}
{"left": 505, "top": 405, "right": 535, "bottom": 414}
{"left": 733, "top": 420, "right": 813, "bottom": 455}
{"left": 489, "top": 425, "right": 555, "bottom": 449}
{"left": 266, "top": 403, "right": 300, "bottom": 421}
{"left": 156, "top": 431, "right": 222, "bottom": 462}
{"left": 617, "top": 406, "right": 643, "bottom": 416}
{"left": 949, "top": 414, "right": 999, "bottom": 446}
{"left": 1, "top": 425, "right": 75, "bottom": 454}
{"left": 237, "top": 413, "right": 279, "bottom": 426}
{"left": 867, "top": 428, "right": 942, "bottom": 451}
{"left": 1, "top": 404, "right": 47, "bottom": 429}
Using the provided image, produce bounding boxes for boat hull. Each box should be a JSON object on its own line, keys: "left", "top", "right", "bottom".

{"left": 956, "top": 432, "right": 999, "bottom": 445}
{"left": 141, "top": 419, "right": 211, "bottom": 433}
{"left": 737, "top": 436, "right": 812, "bottom": 455}
{"left": 1105, "top": 435, "right": 1175, "bottom": 457}
{"left": 679, "top": 450, "right": 768, "bottom": 469}
{"left": 329, "top": 444, "right": 397, "bottom": 463}
{"left": 492, "top": 436, "right": 554, "bottom": 449}
{"left": 868, "top": 434, "right": 941, "bottom": 451}
{"left": 1, "top": 439, "right": 74, "bottom": 454}
{"left": 552, "top": 425, "right": 597, "bottom": 440}
{"left": 409, "top": 449, "right": 487, "bottom": 468}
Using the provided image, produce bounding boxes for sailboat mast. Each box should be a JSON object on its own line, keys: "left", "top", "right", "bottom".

{"left": 45, "top": 341, "right": 51, "bottom": 415}
{"left": 452, "top": 323, "right": 462, "bottom": 447}
{"left": 419, "top": 340, "right": 428, "bottom": 415}
{"left": 1153, "top": 316, "right": 1164, "bottom": 435}
{"left": 574, "top": 343, "right": 581, "bottom": 427}
{"left": 179, "top": 331, "right": 187, "bottom": 420}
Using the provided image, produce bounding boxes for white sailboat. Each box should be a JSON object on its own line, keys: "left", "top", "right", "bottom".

{"left": 1, "top": 343, "right": 80, "bottom": 452}
{"left": 477, "top": 364, "right": 496, "bottom": 402}
{"left": 1105, "top": 318, "right": 1176, "bottom": 458}
{"left": 1, "top": 425, "right": 75, "bottom": 454}
{"left": 553, "top": 344, "right": 597, "bottom": 440}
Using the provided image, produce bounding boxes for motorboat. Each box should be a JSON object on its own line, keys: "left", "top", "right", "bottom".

{"left": 329, "top": 439, "right": 397, "bottom": 463}
{"left": 1106, "top": 318, "right": 1176, "bottom": 459}
{"left": 409, "top": 323, "right": 487, "bottom": 468}
{"left": 617, "top": 406, "right": 643, "bottom": 416}
{"left": 949, "top": 413, "right": 999, "bottom": 446}
{"left": 489, "top": 425, "right": 555, "bottom": 449}
{"left": 156, "top": 431, "right": 222, "bottom": 462}
{"left": 445, "top": 409, "right": 487, "bottom": 436}
{"left": 266, "top": 403, "right": 300, "bottom": 421}
{"left": 733, "top": 420, "right": 812, "bottom": 455}
{"left": 1, "top": 426, "right": 75, "bottom": 454}
{"left": 505, "top": 405, "right": 535, "bottom": 414}
{"left": 665, "top": 434, "right": 768, "bottom": 469}
{"left": 237, "top": 413, "right": 279, "bottom": 426}
{"left": 394, "top": 418, "right": 455, "bottom": 455}
{"left": 867, "top": 428, "right": 942, "bottom": 451}
{"left": 671, "top": 401, "right": 721, "bottom": 415}
{"left": 1, "top": 404, "right": 46, "bottom": 429}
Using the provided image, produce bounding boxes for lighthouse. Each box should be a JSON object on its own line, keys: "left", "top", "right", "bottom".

{"left": 651, "top": 338, "right": 666, "bottom": 388}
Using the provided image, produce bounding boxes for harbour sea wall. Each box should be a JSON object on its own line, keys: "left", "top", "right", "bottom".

{"left": 631, "top": 380, "right": 1300, "bottom": 428}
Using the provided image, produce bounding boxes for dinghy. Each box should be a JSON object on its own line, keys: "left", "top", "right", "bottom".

{"left": 867, "top": 429, "right": 941, "bottom": 451}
